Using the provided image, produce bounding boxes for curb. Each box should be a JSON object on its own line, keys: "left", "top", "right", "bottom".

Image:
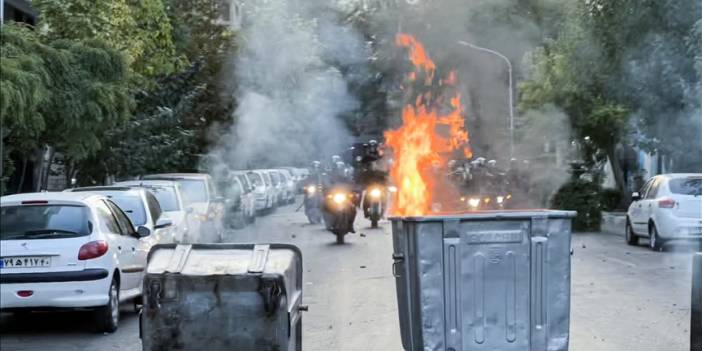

{"left": 601, "top": 211, "right": 626, "bottom": 237}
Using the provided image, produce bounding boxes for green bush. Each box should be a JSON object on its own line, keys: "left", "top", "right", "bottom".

{"left": 551, "top": 178, "right": 602, "bottom": 231}
{"left": 600, "top": 188, "right": 623, "bottom": 211}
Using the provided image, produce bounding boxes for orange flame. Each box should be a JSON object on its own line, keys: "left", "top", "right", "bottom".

{"left": 385, "top": 33, "right": 472, "bottom": 216}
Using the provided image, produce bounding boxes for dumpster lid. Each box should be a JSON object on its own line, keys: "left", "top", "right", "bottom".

{"left": 145, "top": 243, "right": 302, "bottom": 276}
{"left": 389, "top": 209, "right": 576, "bottom": 222}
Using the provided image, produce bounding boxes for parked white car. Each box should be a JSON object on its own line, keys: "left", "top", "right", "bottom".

{"left": 66, "top": 186, "right": 173, "bottom": 246}
{"left": 277, "top": 169, "right": 297, "bottom": 204}
{"left": 247, "top": 170, "right": 275, "bottom": 212}
{"left": 0, "top": 192, "right": 157, "bottom": 332}
{"left": 114, "top": 180, "right": 192, "bottom": 243}
{"left": 265, "top": 169, "right": 286, "bottom": 205}
{"left": 142, "top": 173, "right": 225, "bottom": 243}
{"left": 626, "top": 173, "right": 702, "bottom": 251}
{"left": 230, "top": 171, "right": 256, "bottom": 224}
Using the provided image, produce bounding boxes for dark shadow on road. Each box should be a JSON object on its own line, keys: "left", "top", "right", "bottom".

{"left": 0, "top": 304, "right": 138, "bottom": 335}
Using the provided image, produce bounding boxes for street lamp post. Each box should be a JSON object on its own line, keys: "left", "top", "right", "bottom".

{"left": 457, "top": 40, "right": 514, "bottom": 159}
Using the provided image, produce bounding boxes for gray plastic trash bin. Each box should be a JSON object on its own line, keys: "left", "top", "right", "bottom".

{"left": 140, "top": 243, "right": 304, "bottom": 351}
{"left": 391, "top": 210, "right": 576, "bottom": 351}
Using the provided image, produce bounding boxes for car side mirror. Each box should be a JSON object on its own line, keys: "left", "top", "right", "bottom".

{"left": 631, "top": 192, "right": 641, "bottom": 201}
{"left": 136, "top": 226, "right": 151, "bottom": 238}
{"left": 154, "top": 217, "right": 173, "bottom": 230}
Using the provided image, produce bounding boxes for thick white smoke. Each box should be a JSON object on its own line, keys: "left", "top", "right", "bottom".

{"left": 215, "top": 1, "right": 367, "bottom": 169}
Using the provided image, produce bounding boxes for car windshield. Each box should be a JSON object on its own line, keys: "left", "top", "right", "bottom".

{"left": 177, "top": 179, "right": 208, "bottom": 203}
{"left": 247, "top": 172, "right": 263, "bottom": 187}
{"left": 669, "top": 177, "right": 702, "bottom": 195}
{"left": 105, "top": 194, "right": 147, "bottom": 226}
{"left": 147, "top": 186, "right": 180, "bottom": 211}
{"left": 0, "top": 205, "right": 91, "bottom": 240}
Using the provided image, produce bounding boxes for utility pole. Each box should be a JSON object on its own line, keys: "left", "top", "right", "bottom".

{"left": 457, "top": 40, "right": 514, "bottom": 159}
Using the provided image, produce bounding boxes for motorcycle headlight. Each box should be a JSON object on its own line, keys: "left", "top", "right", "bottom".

{"left": 332, "top": 193, "right": 347, "bottom": 204}
{"left": 306, "top": 185, "right": 316, "bottom": 195}
{"left": 468, "top": 198, "right": 480, "bottom": 208}
{"left": 496, "top": 196, "right": 505, "bottom": 204}
{"left": 369, "top": 188, "right": 382, "bottom": 198}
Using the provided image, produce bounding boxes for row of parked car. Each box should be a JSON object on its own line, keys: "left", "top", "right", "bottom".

{"left": 0, "top": 168, "right": 309, "bottom": 332}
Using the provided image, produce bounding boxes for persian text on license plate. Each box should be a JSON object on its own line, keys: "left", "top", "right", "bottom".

{"left": 0, "top": 256, "right": 51, "bottom": 268}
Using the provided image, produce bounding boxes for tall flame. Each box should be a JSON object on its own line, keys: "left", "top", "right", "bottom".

{"left": 385, "top": 33, "right": 472, "bottom": 216}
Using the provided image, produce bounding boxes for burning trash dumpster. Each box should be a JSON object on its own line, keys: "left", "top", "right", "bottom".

{"left": 391, "top": 211, "right": 575, "bottom": 351}
{"left": 140, "top": 244, "right": 304, "bottom": 351}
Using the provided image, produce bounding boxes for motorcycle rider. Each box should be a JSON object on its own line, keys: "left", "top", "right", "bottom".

{"left": 323, "top": 159, "right": 357, "bottom": 233}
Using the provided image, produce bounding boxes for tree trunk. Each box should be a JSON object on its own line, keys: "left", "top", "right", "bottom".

{"left": 41, "top": 148, "right": 55, "bottom": 191}
{"left": 607, "top": 146, "right": 630, "bottom": 208}
{"left": 17, "top": 157, "right": 28, "bottom": 193}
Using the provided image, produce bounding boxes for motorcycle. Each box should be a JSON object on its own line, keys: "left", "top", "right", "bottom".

{"left": 303, "top": 184, "right": 323, "bottom": 224}
{"left": 321, "top": 187, "right": 357, "bottom": 244}
{"left": 460, "top": 193, "right": 512, "bottom": 210}
{"left": 363, "top": 185, "right": 386, "bottom": 228}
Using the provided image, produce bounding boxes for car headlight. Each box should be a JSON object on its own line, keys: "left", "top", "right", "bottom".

{"left": 468, "top": 198, "right": 480, "bottom": 208}
{"left": 496, "top": 196, "right": 505, "bottom": 204}
{"left": 388, "top": 186, "right": 398, "bottom": 193}
{"left": 369, "top": 188, "right": 382, "bottom": 198}
{"left": 306, "top": 185, "right": 316, "bottom": 195}
{"left": 332, "top": 193, "right": 347, "bottom": 204}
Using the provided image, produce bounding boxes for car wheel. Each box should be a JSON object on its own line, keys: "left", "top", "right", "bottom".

{"left": 625, "top": 221, "right": 639, "bottom": 246}
{"left": 94, "top": 277, "right": 120, "bottom": 333}
{"left": 649, "top": 224, "right": 664, "bottom": 252}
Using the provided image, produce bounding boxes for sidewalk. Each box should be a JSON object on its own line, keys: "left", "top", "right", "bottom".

{"left": 601, "top": 211, "right": 626, "bottom": 237}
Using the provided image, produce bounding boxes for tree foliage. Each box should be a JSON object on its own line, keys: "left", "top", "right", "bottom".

{"left": 0, "top": 24, "right": 132, "bottom": 172}
{"left": 33, "top": 0, "right": 180, "bottom": 82}
{"left": 77, "top": 64, "right": 204, "bottom": 183}
{"left": 521, "top": 0, "right": 702, "bottom": 194}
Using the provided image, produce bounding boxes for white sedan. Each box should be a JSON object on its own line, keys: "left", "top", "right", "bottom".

{"left": 114, "top": 180, "right": 193, "bottom": 243}
{"left": 0, "top": 192, "right": 157, "bottom": 332}
{"left": 626, "top": 173, "right": 702, "bottom": 251}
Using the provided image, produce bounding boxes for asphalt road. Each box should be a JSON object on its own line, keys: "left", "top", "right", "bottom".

{"left": 0, "top": 201, "right": 696, "bottom": 351}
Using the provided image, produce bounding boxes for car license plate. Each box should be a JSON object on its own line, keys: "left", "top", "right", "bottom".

{"left": 0, "top": 256, "right": 51, "bottom": 269}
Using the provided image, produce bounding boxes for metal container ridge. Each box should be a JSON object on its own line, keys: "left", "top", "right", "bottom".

{"left": 391, "top": 211, "right": 576, "bottom": 351}
{"left": 140, "top": 243, "right": 303, "bottom": 351}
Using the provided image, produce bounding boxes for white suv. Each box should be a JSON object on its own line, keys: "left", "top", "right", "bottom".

{"left": 626, "top": 173, "right": 702, "bottom": 251}
{"left": 0, "top": 192, "right": 155, "bottom": 332}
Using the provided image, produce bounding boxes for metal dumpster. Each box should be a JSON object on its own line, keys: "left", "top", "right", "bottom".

{"left": 140, "top": 243, "right": 304, "bottom": 351}
{"left": 391, "top": 210, "right": 576, "bottom": 351}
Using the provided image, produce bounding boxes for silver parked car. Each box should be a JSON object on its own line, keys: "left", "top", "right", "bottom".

{"left": 65, "top": 186, "right": 173, "bottom": 246}
{"left": 142, "top": 174, "right": 225, "bottom": 243}
{"left": 114, "top": 180, "right": 193, "bottom": 243}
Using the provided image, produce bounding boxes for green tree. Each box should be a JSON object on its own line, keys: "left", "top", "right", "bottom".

{"left": 165, "top": 0, "right": 237, "bottom": 153}
{"left": 77, "top": 64, "right": 203, "bottom": 183}
{"left": 34, "top": 0, "right": 180, "bottom": 82}
{"left": 520, "top": 1, "right": 636, "bottom": 200}
{"left": 0, "top": 24, "right": 132, "bottom": 192}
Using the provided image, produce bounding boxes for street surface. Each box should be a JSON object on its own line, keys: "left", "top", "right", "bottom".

{"left": 0, "top": 200, "right": 695, "bottom": 351}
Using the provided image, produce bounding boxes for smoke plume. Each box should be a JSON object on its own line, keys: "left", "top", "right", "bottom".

{"left": 212, "top": 0, "right": 368, "bottom": 169}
